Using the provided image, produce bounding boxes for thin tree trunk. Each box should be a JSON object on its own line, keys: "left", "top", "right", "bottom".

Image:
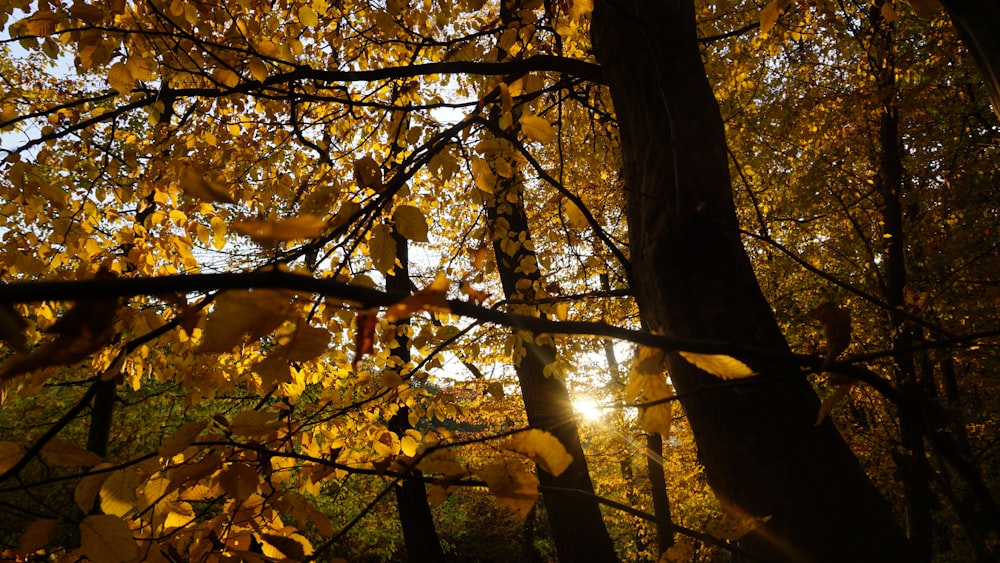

{"left": 387, "top": 231, "right": 444, "bottom": 562}
{"left": 485, "top": 175, "right": 618, "bottom": 562}
{"left": 869, "top": 3, "right": 933, "bottom": 558}
{"left": 591, "top": 2, "right": 912, "bottom": 561}
{"left": 644, "top": 432, "right": 673, "bottom": 553}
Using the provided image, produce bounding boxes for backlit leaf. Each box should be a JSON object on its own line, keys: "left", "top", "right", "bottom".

{"left": 158, "top": 420, "right": 209, "bottom": 460}
{"left": 219, "top": 462, "right": 259, "bottom": 502}
{"left": 199, "top": 290, "right": 293, "bottom": 354}
{"left": 369, "top": 223, "right": 396, "bottom": 274}
{"left": 759, "top": 0, "right": 789, "bottom": 34}
{"left": 393, "top": 205, "right": 430, "bottom": 242}
{"left": 75, "top": 463, "right": 113, "bottom": 513}
{"left": 80, "top": 514, "right": 137, "bottom": 563}
{"left": 233, "top": 214, "right": 326, "bottom": 243}
{"left": 678, "top": 351, "right": 755, "bottom": 380}
{"left": 179, "top": 165, "right": 234, "bottom": 204}
{"left": 99, "top": 469, "right": 140, "bottom": 517}
{"left": 476, "top": 458, "right": 538, "bottom": 519}
{"left": 520, "top": 115, "right": 556, "bottom": 143}
{"left": 298, "top": 5, "right": 319, "bottom": 27}
{"left": 505, "top": 429, "right": 573, "bottom": 476}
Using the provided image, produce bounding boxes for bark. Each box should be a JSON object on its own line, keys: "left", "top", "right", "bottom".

{"left": 486, "top": 179, "right": 618, "bottom": 562}
{"left": 940, "top": 0, "right": 1000, "bottom": 121}
{"left": 591, "top": 2, "right": 912, "bottom": 561}
{"left": 386, "top": 232, "right": 444, "bottom": 562}
{"left": 644, "top": 432, "right": 673, "bottom": 553}
{"left": 869, "top": 4, "right": 932, "bottom": 558}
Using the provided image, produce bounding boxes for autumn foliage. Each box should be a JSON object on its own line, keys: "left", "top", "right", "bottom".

{"left": 0, "top": 0, "right": 997, "bottom": 561}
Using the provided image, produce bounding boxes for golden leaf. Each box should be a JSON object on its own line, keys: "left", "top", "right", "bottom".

{"left": 815, "top": 383, "right": 853, "bottom": 426}
{"left": 230, "top": 410, "right": 279, "bottom": 437}
{"left": 298, "top": 5, "right": 319, "bottom": 27}
{"left": 353, "top": 155, "right": 383, "bottom": 191}
{"left": 678, "top": 351, "right": 755, "bottom": 379}
{"left": 393, "top": 204, "right": 430, "bottom": 243}
{"left": 568, "top": 0, "right": 593, "bottom": 20}
{"left": 19, "top": 518, "right": 57, "bottom": 555}
{"left": 471, "top": 157, "right": 497, "bottom": 193}
{"left": 179, "top": 165, "right": 234, "bottom": 204}
{"left": 759, "top": 0, "right": 789, "bottom": 34}
{"left": 40, "top": 439, "right": 103, "bottom": 467}
{"left": 198, "top": 290, "right": 293, "bottom": 354}
{"left": 75, "top": 463, "right": 113, "bottom": 513}
{"left": 79, "top": 515, "right": 138, "bottom": 563}
{"left": 233, "top": 214, "right": 326, "bottom": 244}
{"left": 505, "top": 429, "right": 573, "bottom": 476}
{"left": 158, "top": 420, "right": 209, "bottom": 460}
{"left": 99, "top": 469, "right": 140, "bottom": 517}
{"left": 519, "top": 115, "right": 556, "bottom": 143}
{"left": 261, "top": 533, "right": 312, "bottom": 560}
{"left": 476, "top": 458, "right": 538, "bottom": 519}
{"left": 368, "top": 223, "right": 397, "bottom": 274}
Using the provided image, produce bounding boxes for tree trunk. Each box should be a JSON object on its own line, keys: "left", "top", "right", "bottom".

{"left": 486, "top": 175, "right": 618, "bottom": 562}
{"left": 591, "top": 2, "right": 912, "bottom": 561}
{"left": 387, "top": 232, "right": 445, "bottom": 562}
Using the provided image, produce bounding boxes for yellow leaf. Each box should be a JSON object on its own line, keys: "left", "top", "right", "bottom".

{"left": 0, "top": 441, "right": 24, "bottom": 475}
{"left": 125, "top": 56, "right": 154, "bottom": 82}
{"left": 519, "top": 114, "right": 556, "bottom": 143}
{"left": 393, "top": 204, "right": 429, "bottom": 243}
{"left": 640, "top": 399, "right": 673, "bottom": 437}
{"left": 505, "top": 429, "right": 573, "bottom": 477}
{"left": 230, "top": 410, "right": 279, "bottom": 437}
{"left": 471, "top": 157, "right": 496, "bottom": 193}
{"left": 284, "top": 322, "right": 331, "bottom": 362}
{"left": 298, "top": 5, "right": 319, "bottom": 27}
{"left": 368, "top": 223, "right": 397, "bottom": 274}
{"left": 107, "top": 61, "right": 134, "bottom": 94}
{"left": 158, "top": 421, "right": 209, "bottom": 459}
{"left": 40, "top": 439, "right": 103, "bottom": 467}
{"left": 99, "top": 469, "right": 139, "bottom": 517}
{"left": 400, "top": 435, "right": 419, "bottom": 457}
{"left": 248, "top": 59, "right": 268, "bottom": 82}
{"left": 261, "top": 533, "right": 312, "bottom": 560}
{"left": 179, "top": 165, "right": 234, "bottom": 204}
{"left": 678, "top": 351, "right": 755, "bottom": 379}
{"left": 19, "top": 519, "right": 57, "bottom": 555}
{"left": 759, "top": 0, "right": 789, "bottom": 34}
{"left": 199, "top": 290, "right": 293, "bottom": 354}
{"left": 568, "top": 0, "right": 593, "bottom": 20}
{"left": 476, "top": 459, "right": 538, "bottom": 519}
{"left": 79, "top": 515, "right": 138, "bottom": 563}
{"left": 75, "top": 463, "right": 113, "bottom": 513}
{"left": 353, "top": 155, "right": 383, "bottom": 191}
{"left": 233, "top": 214, "right": 326, "bottom": 243}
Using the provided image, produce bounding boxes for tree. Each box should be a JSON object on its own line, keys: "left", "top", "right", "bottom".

{"left": 0, "top": 0, "right": 998, "bottom": 561}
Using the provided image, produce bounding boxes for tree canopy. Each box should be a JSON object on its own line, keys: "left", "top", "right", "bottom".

{"left": 0, "top": 0, "right": 997, "bottom": 561}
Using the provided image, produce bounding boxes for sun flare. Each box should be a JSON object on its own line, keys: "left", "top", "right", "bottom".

{"left": 574, "top": 398, "right": 604, "bottom": 422}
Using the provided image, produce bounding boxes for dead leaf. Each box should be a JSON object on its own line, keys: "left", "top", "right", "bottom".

{"left": 353, "top": 312, "right": 378, "bottom": 369}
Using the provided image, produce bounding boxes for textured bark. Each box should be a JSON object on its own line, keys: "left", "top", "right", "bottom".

{"left": 387, "top": 232, "right": 444, "bottom": 562}
{"left": 591, "top": 1, "right": 911, "bottom": 561}
{"left": 487, "top": 180, "right": 618, "bottom": 562}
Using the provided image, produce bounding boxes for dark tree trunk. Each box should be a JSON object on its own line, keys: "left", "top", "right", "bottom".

{"left": 644, "top": 432, "right": 673, "bottom": 554}
{"left": 387, "top": 232, "right": 444, "bottom": 562}
{"left": 869, "top": 3, "right": 933, "bottom": 558}
{"left": 486, "top": 178, "right": 618, "bottom": 562}
{"left": 940, "top": 0, "right": 1000, "bottom": 121}
{"left": 591, "top": 1, "right": 912, "bottom": 561}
